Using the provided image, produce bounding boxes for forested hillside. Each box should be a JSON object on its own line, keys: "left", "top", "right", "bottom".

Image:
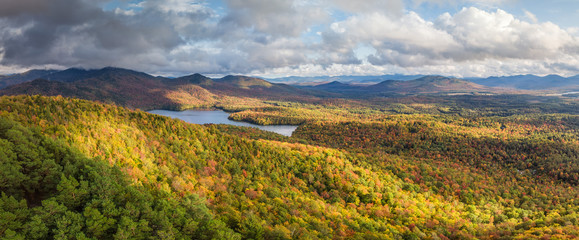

{"left": 1, "top": 95, "right": 578, "bottom": 239}
{"left": 0, "top": 116, "right": 236, "bottom": 239}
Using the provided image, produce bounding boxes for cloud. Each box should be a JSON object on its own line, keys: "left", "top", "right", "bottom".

{"left": 321, "top": 6, "right": 579, "bottom": 75}
{"left": 437, "top": 7, "right": 576, "bottom": 60}
{"left": 523, "top": 10, "right": 538, "bottom": 23}
{"left": 0, "top": 0, "right": 579, "bottom": 78}
{"left": 219, "top": 0, "right": 328, "bottom": 37}
{"left": 330, "top": 0, "right": 404, "bottom": 16}
{"left": 0, "top": 0, "right": 50, "bottom": 17}
{"left": 321, "top": 10, "right": 458, "bottom": 67}
{"left": 411, "top": 0, "right": 513, "bottom": 8}
{"left": 328, "top": 11, "right": 461, "bottom": 67}
{"left": 0, "top": 0, "right": 215, "bottom": 70}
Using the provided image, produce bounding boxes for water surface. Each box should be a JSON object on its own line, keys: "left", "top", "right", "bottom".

{"left": 149, "top": 110, "right": 298, "bottom": 137}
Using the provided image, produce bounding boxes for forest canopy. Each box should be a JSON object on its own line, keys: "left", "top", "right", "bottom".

{"left": 0, "top": 95, "right": 577, "bottom": 239}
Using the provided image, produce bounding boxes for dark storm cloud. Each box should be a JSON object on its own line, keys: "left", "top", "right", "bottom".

{"left": 0, "top": 0, "right": 51, "bottom": 17}
{"left": 0, "top": 0, "right": 103, "bottom": 65}
{"left": 0, "top": 0, "right": 209, "bottom": 69}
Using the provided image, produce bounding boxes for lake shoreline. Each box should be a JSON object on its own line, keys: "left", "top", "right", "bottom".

{"left": 148, "top": 109, "right": 298, "bottom": 137}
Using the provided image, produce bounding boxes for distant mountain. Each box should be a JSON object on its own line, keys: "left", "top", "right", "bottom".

{"left": 270, "top": 74, "right": 426, "bottom": 85}
{"left": 171, "top": 73, "right": 213, "bottom": 85}
{"left": 204, "top": 75, "right": 324, "bottom": 100}
{"left": 468, "top": 74, "right": 579, "bottom": 91}
{"left": 371, "top": 76, "right": 489, "bottom": 94}
{"left": 305, "top": 75, "right": 490, "bottom": 96}
{"left": 0, "top": 69, "right": 59, "bottom": 89}
{"left": 217, "top": 75, "right": 274, "bottom": 88}
{"left": 304, "top": 81, "right": 364, "bottom": 94}
{"left": 315, "top": 81, "right": 352, "bottom": 90}
{"left": 289, "top": 74, "right": 579, "bottom": 92}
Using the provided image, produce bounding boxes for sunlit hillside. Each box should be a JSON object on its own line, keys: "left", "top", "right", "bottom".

{"left": 0, "top": 95, "right": 578, "bottom": 239}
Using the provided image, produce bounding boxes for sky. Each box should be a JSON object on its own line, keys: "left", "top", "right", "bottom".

{"left": 1, "top": 0, "right": 579, "bottom": 78}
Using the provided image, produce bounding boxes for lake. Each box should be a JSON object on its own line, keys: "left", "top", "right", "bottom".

{"left": 148, "top": 110, "right": 298, "bottom": 137}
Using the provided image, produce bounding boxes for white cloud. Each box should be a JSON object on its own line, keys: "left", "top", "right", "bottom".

{"left": 220, "top": 0, "right": 328, "bottom": 37}
{"left": 411, "top": 0, "right": 513, "bottom": 8}
{"left": 144, "top": 0, "right": 208, "bottom": 14}
{"left": 437, "top": 7, "right": 576, "bottom": 60}
{"left": 523, "top": 10, "right": 538, "bottom": 23}
{"left": 329, "top": 0, "right": 404, "bottom": 16}
{"left": 114, "top": 8, "right": 135, "bottom": 16}
{"left": 310, "top": 6, "right": 579, "bottom": 77}
{"left": 326, "top": 11, "right": 461, "bottom": 67}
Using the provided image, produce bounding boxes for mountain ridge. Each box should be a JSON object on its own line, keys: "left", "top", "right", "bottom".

{"left": 304, "top": 75, "right": 492, "bottom": 96}
{"left": 467, "top": 74, "right": 579, "bottom": 91}
{"left": 1, "top": 67, "right": 577, "bottom": 112}
{"left": 0, "top": 67, "right": 318, "bottom": 110}
{"left": 3, "top": 66, "right": 579, "bottom": 91}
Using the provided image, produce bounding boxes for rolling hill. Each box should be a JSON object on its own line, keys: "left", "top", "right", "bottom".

{"left": 1, "top": 95, "right": 578, "bottom": 239}
{"left": 0, "top": 95, "right": 489, "bottom": 239}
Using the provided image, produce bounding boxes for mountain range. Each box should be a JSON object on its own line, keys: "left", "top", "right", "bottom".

{"left": 305, "top": 75, "right": 493, "bottom": 96}
{"left": 270, "top": 74, "right": 579, "bottom": 91}
{"left": 467, "top": 74, "right": 579, "bottom": 91}
{"left": 1, "top": 67, "right": 578, "bottom": 111}
{"left": 267, "top": 74, "right": 427, "bottom": 85}
{"left": 0, "top": 67, "right": 318, "bottom": 110}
